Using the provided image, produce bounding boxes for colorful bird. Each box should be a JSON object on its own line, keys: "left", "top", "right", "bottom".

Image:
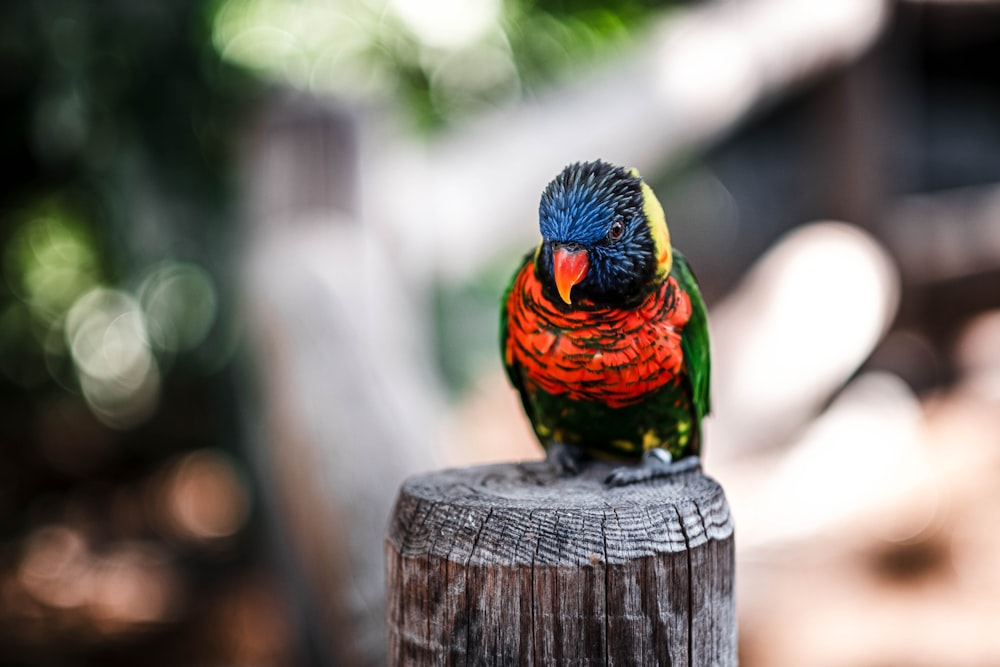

{"left": 500, "top": 160, "right": 711, "bottom": 485}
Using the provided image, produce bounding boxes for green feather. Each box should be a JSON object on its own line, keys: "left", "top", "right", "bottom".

{"left": 673, "top": 250, "right": 711, "bottom": 423}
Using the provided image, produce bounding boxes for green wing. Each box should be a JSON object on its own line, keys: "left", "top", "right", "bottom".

{"left": 672, "top": 250, "right": 711, "bottom": 422}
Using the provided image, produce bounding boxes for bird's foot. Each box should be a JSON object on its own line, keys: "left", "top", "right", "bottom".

{"left": 545, "top": 442, "right": 585, "bottom": 477}
{"left": 604, "top": 449, "right": 700, "bottom": 487}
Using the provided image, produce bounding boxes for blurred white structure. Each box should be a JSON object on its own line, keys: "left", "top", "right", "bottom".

{"left": 366, "top": 0, "right": 888, "bottom": 280}
{"left": 708, "top": 222, "right": 901, "bottom": 458}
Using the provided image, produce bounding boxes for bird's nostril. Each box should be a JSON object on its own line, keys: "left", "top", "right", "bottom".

{"left": 554, "top": 241, "right": 584, "bottom": 253}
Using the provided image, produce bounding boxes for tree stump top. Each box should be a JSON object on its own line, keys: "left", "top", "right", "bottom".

{"left": 387, "top": 460, "right": 733, "bottom": 567}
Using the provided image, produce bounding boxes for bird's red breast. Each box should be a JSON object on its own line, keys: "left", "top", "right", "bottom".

{"left": 504, "top": 261, "right": 691, "bottom": 408}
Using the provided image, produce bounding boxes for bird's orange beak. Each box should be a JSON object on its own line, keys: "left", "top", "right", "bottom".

{"left": 553, "top": 246, "right": 589, "bottom": 305}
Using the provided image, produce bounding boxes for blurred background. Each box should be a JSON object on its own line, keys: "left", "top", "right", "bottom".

{"left": 2, "top": 0, "right": 999, "bottom": 665}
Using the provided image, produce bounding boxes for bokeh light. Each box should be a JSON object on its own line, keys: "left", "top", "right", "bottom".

{"left": 65, "top": 287, "right": 160, "bottom": 428}
{"left": 17, "top": 525, "right": 179, "bottom": 631}
{"left": 157, "top": 449, "right": 250, "bottom": 543}
{"left": 211, "top": 0, "right": 651, "bottom": 126}
{"left": 212, "top": 0, "right": 388, "bottom": 95}
{"left": 0, "top": 255, "right": 222, "bottom": 429}
{"left": 18, "top": 525, "right": 90, "bottom": 610}
{"left": 391, "top": 0, "right": 500, "bottom": 50}
{"left": 3, "top": 211, "right": 100, "bottom": 324}
{"left": 138, "top": 261, "right": 218, "bottom": 355}
{"left": 0, "top": 1, "right": 275, "bottom": 663}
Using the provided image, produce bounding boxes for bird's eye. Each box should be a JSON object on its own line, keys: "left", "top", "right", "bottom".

{"left": 608, "top": 220, "right": 625, "bottom": 241}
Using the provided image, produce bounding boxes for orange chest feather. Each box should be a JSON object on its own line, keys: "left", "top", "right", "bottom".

{"left": 505, "top": 264, "right": 691, "bottom": 408}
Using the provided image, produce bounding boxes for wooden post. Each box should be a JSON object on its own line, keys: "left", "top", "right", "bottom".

{"left": 385, "top": 460, "right": 736, "bottom": 666}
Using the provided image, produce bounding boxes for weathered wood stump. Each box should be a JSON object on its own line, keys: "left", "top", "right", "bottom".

{"left": 385, "top": 460, "right": 736, "bottom": 666}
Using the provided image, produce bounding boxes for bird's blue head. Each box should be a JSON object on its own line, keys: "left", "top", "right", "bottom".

{"left": 536, "top": 160, "right": 673, "bottom": 307}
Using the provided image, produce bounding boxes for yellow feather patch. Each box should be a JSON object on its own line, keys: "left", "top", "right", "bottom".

{"left": 677, "top": 420, "right": 691, "bottom": 446}
{"left": 628, "top": 168, "right": 672, "bottom": 277}
{"left": 642, "top": 429, "right": 662, "bottom": 451}
{"left": 641, "top": 181, "right": 672, "bottom": 277}
{"left": 611, "top": 438, "right": 637, "bottom": 452}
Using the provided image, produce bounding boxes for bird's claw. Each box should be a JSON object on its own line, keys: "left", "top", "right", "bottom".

{"left": 546, "top": 442, "right": 584, "bottom": 477}
{"left": 604, "top": 450, "right": 700, "bottom": 487}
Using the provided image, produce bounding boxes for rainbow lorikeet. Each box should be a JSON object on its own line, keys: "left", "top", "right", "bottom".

{"left": 501, "top": 160, "right": 711, "bottom": 485}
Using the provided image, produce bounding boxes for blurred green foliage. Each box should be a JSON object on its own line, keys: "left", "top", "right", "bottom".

{"left": 433, "top": 253, "right": 521, "bottom": 395}
{"left": 0, "top": 0, "right": 258, "bottom": 411}
{"left": 0, "top": 0, "right": 675, "bottom": 465}
{"left": 0, "top": 6, "right": 271, "bottom": 659}
{"left": 211, "top": 0, "right": 671, "bottom": 130}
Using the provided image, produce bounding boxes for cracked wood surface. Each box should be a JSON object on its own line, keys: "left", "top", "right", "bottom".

{"left": 385, "top": 461, "right": 736, "bottom": 666}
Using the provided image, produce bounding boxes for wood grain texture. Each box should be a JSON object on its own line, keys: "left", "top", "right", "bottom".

{"left": 385, "top": 461, "right": 735, "bottom": 666}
